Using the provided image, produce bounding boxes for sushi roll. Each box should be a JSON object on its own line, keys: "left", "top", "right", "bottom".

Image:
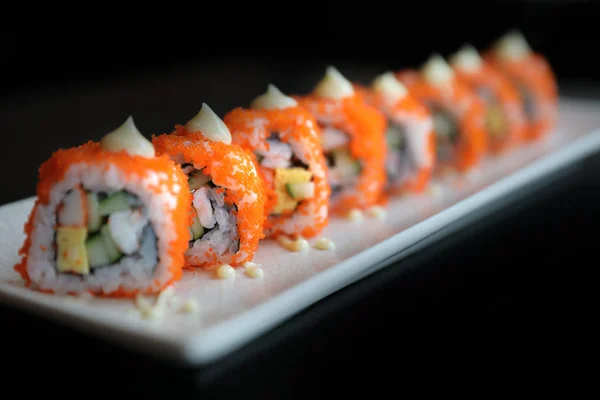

{"left": 356, "top": 72, "right": 435, "bottom": 194}
{"left": 484, "top": 31, "right": 558, "bottom": 141}
{"left": 152, "top": 103, "right": 266, "bottom": 269}
{"left": 13, "top": 117, "right": 191, "bottom": 297}
{"left": 396, "top": 54, "right": 488, "bottom": 173}
{"left": 450, "top": 44, "right": 528, "bottom": 153}
{"left": 224, "top": 84, "right": 330, "bottom": 239}
{"left": 295, "top": 66, "right": 387, "bottom": 215}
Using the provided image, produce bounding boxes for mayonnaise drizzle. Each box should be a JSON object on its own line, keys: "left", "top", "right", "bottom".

{"left": 372, "top": 72, "right": 408, "bottom": 101}
{"left": 313, "top": 237, "right": 336, "bottom": 251}
{"left": 494, "top": 30, "right": 532, "bottom": 61}
{"left": 100, "top": 116, "right": 155, "bottom": 158}
{"left": 277, "top": 235, "right": 309, "bottom": 252}
{"left": 251, "top": 84, "right": 298, "bottom": 110}
{"left": 185, "top": 103, "right": 232, "bottom": 144}
{"left": 421, "top": 54, "right": 455, "bottom": 86}
{"left": 449, "top": 44, "right": 483, "bottom": 72}
{"left": 314, "top": 66, "right": 355, "bottom": 100}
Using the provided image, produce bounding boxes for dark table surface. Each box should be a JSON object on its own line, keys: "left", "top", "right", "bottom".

{"left": 3, "top": 149, "right": 597, "bottom": 395}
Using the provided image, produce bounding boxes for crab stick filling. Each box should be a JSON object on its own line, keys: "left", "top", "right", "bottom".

{"left": 54, "top": 118, "right": 157, "bottom": 276}
{"left": 224, "top": 85, "right": 329, "bottom": 238}
{"left": 54, "top": 187, "right": 156, "bottom": 276}
{"left": 255, "top": 133, "right": 315, "bottom": 215}
{"left": 314, "top": 67, "right": 363, "bottom": 197}
{"left": 178, "top": 105, "right": 240, "bottom": 259}
{"left": 247, "top": 86, "right": 316, "bottom": 217}
{"left": 181, "top": 166, "right": 240, "bottom": 258}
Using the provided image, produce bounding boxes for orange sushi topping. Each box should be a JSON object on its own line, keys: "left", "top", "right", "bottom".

{"left": 453, "top": 62, "right": 528, "bottom": 153}
{"left": 295, "top": 93, "right": 388, "bottom": 214}
{"left": 484, "top": 52, "right": 558, "bottom": 141}
{"left": 355, "top": 83, "right": 436, "bottom": 194}
{"left": 152, "top": 128, "right": 266, "bottom": 268}
{"left": 14, "top": 141, "right": 191, "bottom": 298}
{"left": 224, "top": 106, "right": 330, "bottom": 238}
{"left": 396, "top": 70, "right": 488, "bottom": 172}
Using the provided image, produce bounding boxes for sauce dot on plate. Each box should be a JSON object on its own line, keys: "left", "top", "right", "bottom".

{"left": 346, "top": 209, "right": 364, "bottom": 221}
{"left": 181, "top": 299, "right": 198, "bottom": 314}
{"left": 216, "top": 264, "right": 235, "bottom": 279}
{"left": 313, "top": 237, "right": 336, "bottom": 251}
{"left": 427, "top": 183, "right": 444, "bottom": 197}
{"left": 366, "top": 206, "right": 386, "bottom": 219}
{"left": 245, "top": 266, "right": 264, "bottom": 279}
{"left": 277, "top": 235, "right": 309, "bottom": 252}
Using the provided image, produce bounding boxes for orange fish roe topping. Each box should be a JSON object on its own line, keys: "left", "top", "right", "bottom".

{"left": 13, "top": 141, "right": 191, "bottom": 298}
{"left": 152, "top": 128, "right": 266, "bottom": 268}
{"left": 294, "top": 93, "right": 388, "bottom": 214}
{"left": 224, "top": 106, "right": 330, "bottom": 238}
{"left": 484, "top": 52, "right": 558, "bottom": 141}
{"left": 396, "top": 70, "right": 488, "bottom": 173}
{"left": 452, "top": 62, "right": 528, "bottom": 153}
{"left": 355, "top": 84, "right": 436, "bottom": 194}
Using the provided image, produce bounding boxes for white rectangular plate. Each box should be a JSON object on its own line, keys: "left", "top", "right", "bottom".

{"left": 1, "top": 98, "right": 599, "bottom": 366}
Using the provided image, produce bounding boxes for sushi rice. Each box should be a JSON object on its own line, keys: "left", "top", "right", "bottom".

{"left": 225, "top": 99, "right": 330, "bottom": 239}
{"left": 14, "top": 141, "right": 190, "bottom": 296}
{"left": 153, "top": 129, "right": 266, "bottom": 268}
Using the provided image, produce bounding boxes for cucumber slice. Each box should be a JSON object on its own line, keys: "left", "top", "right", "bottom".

{"left": 386, "top": 124, "right": 405, "bottom": 149}
{"left": 57, "top": 187, "right": 86, "bottom": 227}
{"left": 98, "top": 192, "right": 131, "bottom": 216}
{"left": 430, "top": 107, "right": 459, "bottom": 144}
{"left": 86, "top": 233, "right": 111, "bottom": 268}
{"left": 101, "top": 224, "right": 123, "bottom": 263}
{"left": 190, "top": 213, "right": 204, "bottom": 240}
{"left": 188, "top": 170, "right": 211, "bottom": 191}
{"left": 286, "top": 182, "right": 315, "bottom": 200}
{"left": 86, "top": 193, "right": 102, "bottom": 232}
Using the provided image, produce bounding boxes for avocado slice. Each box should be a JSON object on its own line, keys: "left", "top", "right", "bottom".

{"left": 486, "top": 105, "right": 507, "bottom": 139}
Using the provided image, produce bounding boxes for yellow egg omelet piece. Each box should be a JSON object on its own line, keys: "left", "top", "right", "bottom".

{"left": 272, "top": 168, "right": 313, "bottom": 215}
{"left": 56, "top": 226, "right": 90, "bottom": 275}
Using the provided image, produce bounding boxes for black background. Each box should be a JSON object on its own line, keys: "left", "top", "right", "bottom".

{"left": 1, "top": 0, "right": 598, "bottom": 395}
{"left": 2, "top": 1, "right": 600, "bottom": 205}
